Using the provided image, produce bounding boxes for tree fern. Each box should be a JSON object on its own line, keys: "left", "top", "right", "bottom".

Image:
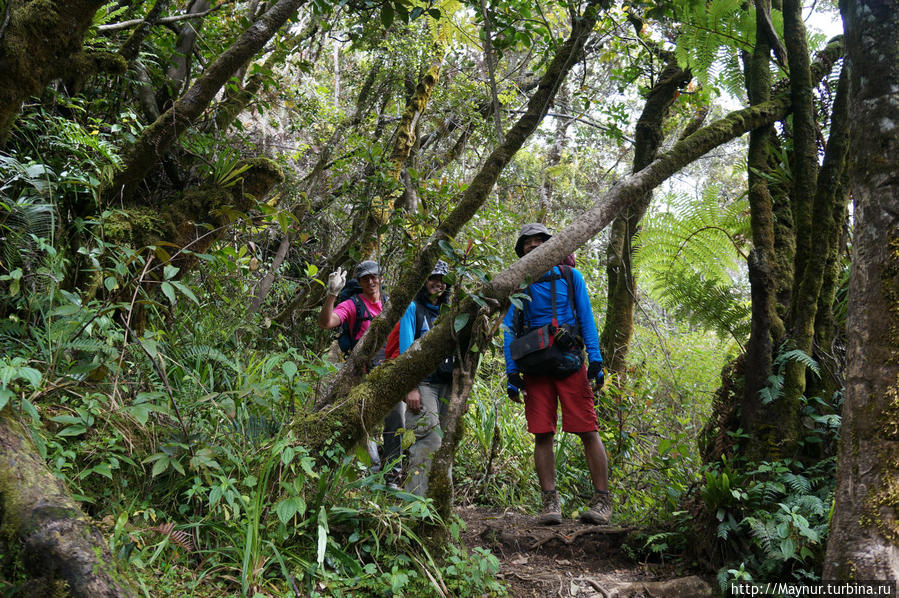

{"left": 634, "top": 187, "right": 751, "bottom": 344}
{"left": 673, "top": 0, "right": 758, "bottom": 92}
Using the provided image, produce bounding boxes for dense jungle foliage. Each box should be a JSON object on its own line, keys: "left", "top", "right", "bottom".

{"left": 0, "top": 0, "right": 897, "bottom": 595}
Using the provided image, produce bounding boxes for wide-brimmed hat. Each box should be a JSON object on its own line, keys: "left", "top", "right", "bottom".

{"left": 514, "top": 222, "right": 552, "bottom": 257}
{"left": 354, "top": 260, "right": 380, "bottom": 278}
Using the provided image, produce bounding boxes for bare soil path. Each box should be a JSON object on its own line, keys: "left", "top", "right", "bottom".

{"left": 457, "top": 506, "right": 715, "bottom": 598}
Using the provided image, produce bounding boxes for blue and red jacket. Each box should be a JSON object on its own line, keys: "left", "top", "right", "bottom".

{"left": 502, "top": 266, "right": 603, "bottom": 375}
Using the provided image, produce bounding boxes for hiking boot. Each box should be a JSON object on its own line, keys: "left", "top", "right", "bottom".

{"left": 538, "top": 490, "right": 563, "bottom": 525}
{"left": 580, "top": 490, "right": 612, "bottom": 525}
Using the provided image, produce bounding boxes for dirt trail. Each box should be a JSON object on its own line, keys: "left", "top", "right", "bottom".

{"left": 458, "top": 506, "right": 715, "bottom": 598}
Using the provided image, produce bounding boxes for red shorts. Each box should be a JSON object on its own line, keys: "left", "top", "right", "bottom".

{"left": 523, "top": 365, "right": 598, "bottom": 434}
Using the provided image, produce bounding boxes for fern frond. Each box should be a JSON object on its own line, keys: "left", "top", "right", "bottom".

{"left": 745, "top": 517, "right": 777, "bottom": 554}
{"left": 651, "top": 269, "right": 751, "bottom": 342}
{"left": 150, "top": 522, "right": 196, "bottom": 552}
{"left": 774, "top": 349, "right": 820, "bottom": 377}
{"left": 673, "top": 0, "right": 755, "bottom": 85}
{"left": 178, "top": 344, "right": 238, "bottom": 371}
{"left": 781, "top": 473, "right": 812, "bottom": 495}
{"left": 791, "top": 494, "right": 825, "bottom": 516}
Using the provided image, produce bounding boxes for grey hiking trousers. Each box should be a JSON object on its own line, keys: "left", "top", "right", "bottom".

{"left": 404, "top": 380, "right": 450, "bottom": 496}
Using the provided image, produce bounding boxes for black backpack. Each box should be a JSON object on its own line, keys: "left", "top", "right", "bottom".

{"left": 335, "top": 280, "right": 388, "bottom": 355}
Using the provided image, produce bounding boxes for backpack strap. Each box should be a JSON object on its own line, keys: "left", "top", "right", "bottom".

{"left": 349, "top": 294, "right": 372, "bottom": 342}
{"left": 559, "top": 265, "right": 579, "bottom": 335}
{"left": 513, "top": 266, "right": 579, "bottom": 337}
{"left": 412, "top": 299, "right": 428, "bottom": 340}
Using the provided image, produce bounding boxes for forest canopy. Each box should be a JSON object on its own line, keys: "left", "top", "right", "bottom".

{"left": 0, "top": 0, "right": 896, "bottom": 595}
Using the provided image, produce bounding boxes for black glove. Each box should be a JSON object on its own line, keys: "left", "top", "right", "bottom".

{"left": 587, "top": 362, "right": 604, "bottom": 389}
{"left": 507, "top": 372, "right": 524, "bottom": 402}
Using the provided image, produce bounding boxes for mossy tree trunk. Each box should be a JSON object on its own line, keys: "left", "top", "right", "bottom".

{"left": 778, "top": 0, "right": 823, "bottom": 416}
{"left": 0, "top": 0, "right": 106, "bottom": 142}
{"left": 600, "top": 58, "right": 691, "bottom": 374}
{"left": 789, "top": 67, "right": 851, "bottom": 406}
{"left": 0, "top": 411, "right": 137, "bottom": 597}
{"left": 823, "top": 0, "right": 899, "bottom": 579}
{"left": 741, "top": 0, "right": 786, "bottom": 459}
{"left": 741, "top": 0, "right": 850, "bottom": 459}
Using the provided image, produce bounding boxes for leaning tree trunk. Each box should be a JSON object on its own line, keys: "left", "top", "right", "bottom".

{"left": 823, "top": 0, "right": 899, "bottom": 579}
{"left": 0, "top": 0, "right": 106, "bottom": 141}
{"left": 0, "top": 412, "right": 137, "bottom": 597}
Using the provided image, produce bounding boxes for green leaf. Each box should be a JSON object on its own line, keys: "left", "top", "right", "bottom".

{"left": 276, "top": 498, "right": 298, "bottom": 524}
{"left": 453, "top": 313, "right": 470, "bottom": 332}
{"left": 50, "top": 304, "right": 81, "bottom": 316}
{"left": 142, "top": 339, "right": 158, "bottom": 359}
{"left": 17, "top": 367, "right": 42, "bottom": 389}
{"left": 170, "top": 281, "right": 199, "bottom": 305}
{"left": 58, "top": 424, "right": 87, "bottom": 437}
{"left": 0, "top": 389, "right": 13, "bottom": 411}
{"left": 277, "top": 211, "right": 290, "bottom": 233}
{"left": 126, "top": 404, "right": 151, "bottom": 425}
{"left": 380, "top": 5, "right": 394, "bottom": 28}
{"left": 21, "top": 398, "right": 39, "bottom": 422}
{"left": 91, "top": 463, "right": 113, "bottom": 479}
{"left": 164, "top": 265, "right": 179, "bottom": 280}
{"left": 104, "top": 276, "right": 118, "bottom": 291}
{"left": 170, "top": 458, "right": 185, "bottom": 476}
{"left": 282, "top": 361, "right": 297, "bottom": 379}
{"left": 161, "top": 281, "right": 176, "bottom": 304}
{"left": 151, "top": 457, "right": 169, "bottom": 477}
{"left": 281, "top": 446, "right": 295, "bottom": 465}
{"left": 780, "top": 538, "right": 796, "bottom": 559}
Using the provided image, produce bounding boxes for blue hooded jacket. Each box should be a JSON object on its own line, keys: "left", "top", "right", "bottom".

{"left": 502, "top": 266, "right": 603, "bottom": 375}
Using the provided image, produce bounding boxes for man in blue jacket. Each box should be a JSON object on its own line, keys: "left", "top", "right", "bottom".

{"left": 504, "top": 223, "right": 612, "bottom": 525}
{"left": 398, "top": 260, "right": 453, "bottom": 495}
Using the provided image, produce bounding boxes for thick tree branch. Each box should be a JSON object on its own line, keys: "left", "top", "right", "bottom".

{"left": 106, "top": 0, "right": 308, "bottom": 202}
{"left": 0, "top": 0, "right": 106, "bottom": 141}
